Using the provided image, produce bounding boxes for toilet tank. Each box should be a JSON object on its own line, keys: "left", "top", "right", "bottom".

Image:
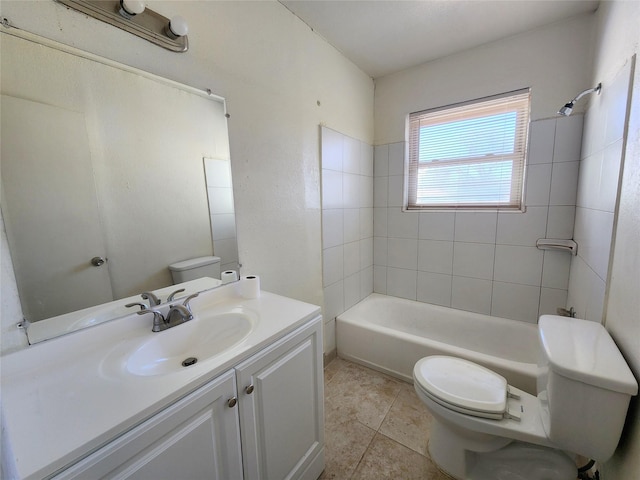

{"left": 537, "top": 315, "right": 637, "bottom": 461}
{"left": 168, "top": 256, "right": 221, "bottom": 284}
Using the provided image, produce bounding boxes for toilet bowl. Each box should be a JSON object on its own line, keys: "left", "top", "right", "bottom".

{"left": 412, "top": 315, "right": 638, "bottom": 480}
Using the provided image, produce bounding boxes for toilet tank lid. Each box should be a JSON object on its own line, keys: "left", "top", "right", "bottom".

{"left": 539, "top": 315, "right": 638, "bottom": 396}
{"left": 169, "top": 256, "right": 221, "bottom": 272}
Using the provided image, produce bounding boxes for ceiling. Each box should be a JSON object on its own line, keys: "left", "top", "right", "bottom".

{"left": 279, "top": 0, "right": 600, "bottom": 78}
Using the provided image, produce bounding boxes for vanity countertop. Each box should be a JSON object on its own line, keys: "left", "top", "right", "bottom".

{"left": 1, "top": 283, "right": 321, "bottom": 480}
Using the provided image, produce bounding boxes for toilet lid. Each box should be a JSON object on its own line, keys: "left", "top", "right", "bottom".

{"left": 413, "top": 356, "right": 507, "bottom": 415}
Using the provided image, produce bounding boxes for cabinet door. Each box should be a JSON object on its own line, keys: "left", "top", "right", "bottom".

{"left": 236, "top": 316, "right": 324, "bottom": 480}
{"left": 54, "top": 371, "right": 243, "bottom": 480}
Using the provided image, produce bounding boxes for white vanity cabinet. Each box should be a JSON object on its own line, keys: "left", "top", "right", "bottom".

{"left": 236, "top": 314, "right": 325, "bottom": 480}
{"left": 51, "top": 315, "right": 324, "bottom": 480}
{"left": 52, "top": 370, "right": 244, "bottom": 480}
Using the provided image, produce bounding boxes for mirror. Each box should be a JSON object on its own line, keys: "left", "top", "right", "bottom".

{"left": 0, "top": 31, "right": 239, "bottom": 342}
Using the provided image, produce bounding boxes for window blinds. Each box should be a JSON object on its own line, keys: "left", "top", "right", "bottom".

{"left": 407, "top": 88, "right": 531, "bottom": 210}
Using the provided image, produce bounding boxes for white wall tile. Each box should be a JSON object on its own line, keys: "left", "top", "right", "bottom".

{"left": 388, "top": 142, "right": 405, "bottom": 176}
{"left": 386, "top": 267, "right": 417, "bottom": 300}
{"left": 567, "top": 255, "right": 589, "bottom": 319}
{"left": 417, "top": 272, "right": 452, "bottom": 307}
{"left": 323, "top": 280, "right": 344, "bottom": 321}
{"left": 387, "top": 208, "right": 419, "bottom": 239}
{"left": 343, "top": 173, "right": 361, "bottom": 208}
{"left": 207, "top": 186, "right": 235, "bottom": 214}
{"left": 454, "top": 212, "right": 497, "bottom": 244}
{"left": 343, "top": 135, "right": 361, "bottom": 174}
{"left": 418, "top": 240, "right": 453, "bottom": 274}
{"left": 387, "top": 237, "right": 418, "bottom": 270}
{"left": 360, "top": 175, "right": 374, "bottom": 208}
{"left": 585, "top": 272, "right": 606, "bottom": 323}
{"left": 322, "top": 169, "right": 343, "bottom": 209}
{"left": 322, "top": 209, "right": 344, "bottom": 249}
{"left": 604, "top": 62, "right": 631, "bottom": 147}
{"left": 360, "top": 142, "right": 374, "bottom": 177}
{"left": 491, "top": 282, "right": 540, "bottom": 323}
{"left": 344, "top": 241, "right": 361, "bottom": 277}
{"left": 576, "top": 151, "right": 602, "bottom": 209}
{"left": 373, "top": 265, "right": 387, "bottom": 294}
{"left": 554, "top": 114, "right": 583, "bottom": 162}
{"left": 360, "top": 237, "right": 374, "bottom": 269}
{"left": 541, "top": 250, "right": 571, "bottom": 289}
{"left": 373, "top": 207, "right": 388, "bottom": 237}
{"left": 546, "top": 206, "right": 575, "bottom": 239}
{"left": 493, "top": 245, "right": 543, "bottom": 286}
{"left": 343, "top": 208, "right": 360, "bottom": 244}
{"left": 451, "top": 276, "right": 492, "bottom": 315}
{"left": 374, "top": 176, "right": 388, "bottom": 207}
{"left": 321, "top": 127, "right": 343, "bottom": 171}
{"left": 549, "top": 161, "right": 580, "bottom": 206}
{"left": 600, "top": 140, "right": 623, "bottom": 212}
{"left": 453, "top": 242, "right": 495, "bottom": 280}
{"left": 360, "top": 266, "right": 374, "bottom": 300}
{"left": 344, "top": 272, "right": 361, "bottom": 310}
{"left": 360, "top": 207, "right": 374, "bottom": 239}
{"left": 573, "top": 207, "right": 614, "bottom": 280}
{"left": 525, "top": 163, "right": 552, "bottom": 206}
{"left": 496, "top": 207, "right": 547, "bottom": 247}
{"left": 387, "top": 175, "right": 404, "bottom": 207}
{"left": 322, "top": 245, "right": 343, "bottom": 287}
{"left": 374, "top": 144, "right": 389, "bottom": 177}
{"left": 204, "top": 158, "right": 232, "bottom": 187}
{"left": 373, "top": 236, "right": 388, "bottom": 266}
{"left": 211, "top": 213, "right": 237, "bottom": 240}
{"left": 539, "top": 287, "right": 568, "bottom": 317}
{"left": 214, "top": 238, "right": 239, "bottom": 264}
{"left": 419, "top": 212, "right": 455, "bottom": 241}
{"left": 528, "top": 118, "right": 556, "bottom": 165}
{"left": 323, "top": 319, "right": 336, "bottom": 353}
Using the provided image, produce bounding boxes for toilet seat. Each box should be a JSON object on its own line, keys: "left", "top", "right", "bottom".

{"left": 414, "top": 356, "right": 509, "bottom": 420}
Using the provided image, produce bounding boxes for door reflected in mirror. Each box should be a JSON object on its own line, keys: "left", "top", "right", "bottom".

{"left": 0, "top": 31, "right": 238, "bottom": 342}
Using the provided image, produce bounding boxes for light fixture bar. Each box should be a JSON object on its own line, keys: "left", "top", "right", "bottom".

{"left": 55, "top": 0, "right": 188, "bottom": 52}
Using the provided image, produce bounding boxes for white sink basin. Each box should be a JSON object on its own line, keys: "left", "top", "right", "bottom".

{"left": 126, "top": 309, "right": 255, "bottom": 376}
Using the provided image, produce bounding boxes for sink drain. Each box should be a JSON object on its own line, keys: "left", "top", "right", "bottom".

{"left": 182, "top": 357, "right": 198, "bottom": 367}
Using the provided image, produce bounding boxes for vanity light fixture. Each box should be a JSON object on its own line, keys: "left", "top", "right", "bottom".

{"left": 55, "top": 0, "right": 189, "bottom": 52}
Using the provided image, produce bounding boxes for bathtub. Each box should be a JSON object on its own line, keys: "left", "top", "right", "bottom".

{"left": 336, "top": 294, "right": 541, "bottom": 394}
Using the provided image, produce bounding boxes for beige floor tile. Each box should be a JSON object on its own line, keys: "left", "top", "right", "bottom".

{"left": 351, "top": 433, "right": 449, "bottom": 480}
{"left": 324, "top": 356, "right": 347, "bottom": 385}
{"left": 325, "top": 361, "right": 402, "bottom": 431}
{"left": 379, "top": 381, "right": 433, "bottom": 455}
{"left": 321, "top": 405, "right": 376, "bottom": 479}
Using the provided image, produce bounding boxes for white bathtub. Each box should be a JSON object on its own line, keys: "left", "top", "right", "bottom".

{"left": 336, "top": 294, "right": 540, "bottom": 394}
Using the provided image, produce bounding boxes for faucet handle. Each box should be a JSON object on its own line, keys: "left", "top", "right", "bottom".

{"left": 167, "top": 288, "right": 186, "bottom": 302}
{"left": 137, "top": 308, "right": 165, "bottom": 332}
{"left": 125, "top": 302, "right": 147, "bottom": 311}
{"left": 182, "top": 293, "right": 199, "bottom": 310}
{"left": 141, "top": 292, "right": 161, "bottom": 307}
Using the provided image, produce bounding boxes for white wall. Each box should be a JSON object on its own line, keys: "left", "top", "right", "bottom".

{"left": 0, "top": 0, "right": 374, "bottom": 337}
{"left": 374, "top": 13, "right": 595, "bottom": 144}
{"left": 592, "top": 1, "right": 640, "bottom": 478}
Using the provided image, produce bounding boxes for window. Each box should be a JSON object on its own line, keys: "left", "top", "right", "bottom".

{"left": 406, "top": 88, "right": 531, "bottom": 211}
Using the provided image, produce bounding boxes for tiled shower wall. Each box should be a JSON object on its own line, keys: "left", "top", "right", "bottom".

{"left": 568, "top": 61, "right": 633, "bottom": 322}
{"left": 321, "top": 116, "right": 584, "bottom": 330}
{"left": 372, "top": 115, "right": 584, "bottom": 323}
{"left": 321, "top": 127, "right": 374, "bottom": 353}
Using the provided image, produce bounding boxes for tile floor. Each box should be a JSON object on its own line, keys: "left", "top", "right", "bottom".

{"left": 321, "top": 357, "right": 451, "bottom": 480}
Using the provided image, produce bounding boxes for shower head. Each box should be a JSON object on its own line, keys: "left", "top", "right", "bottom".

{"left": 557, "top": 83, "right": 602, "bottom": 116}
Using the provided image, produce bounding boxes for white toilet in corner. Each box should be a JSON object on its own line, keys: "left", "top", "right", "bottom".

{"left": 168, "top": 256, "right": 221, "bottom": 284}
{"left": 413, "top": 314, "right": 638, "bottom": 480}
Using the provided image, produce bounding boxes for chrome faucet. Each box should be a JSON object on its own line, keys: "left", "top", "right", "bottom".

{"left": 137, "top": 308, "right": 166, "bottom": 332}
{"left": 166, "top": 293, "right": 199, "bottom": 326}
{"left": 167, "top": 288, "right": 186, "bottom": 302}
{"left": 125, "top": 302, "right": 147, "bottom": 311}
{"left": 141, "top": 292, "right": 161, "bottom": 308}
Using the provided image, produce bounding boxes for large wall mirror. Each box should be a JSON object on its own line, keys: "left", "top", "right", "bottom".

{"left": 0, "top": 30, "right": 238, "bottom": 342}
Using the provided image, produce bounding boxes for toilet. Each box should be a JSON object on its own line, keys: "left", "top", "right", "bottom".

{"left": 413, "top": 315, "right": 638, "bottom": 480}
{"left": 168, "top": 256, "right": 221, "bottom": 284}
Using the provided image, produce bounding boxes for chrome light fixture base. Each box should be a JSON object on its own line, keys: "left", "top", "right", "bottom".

{"left": 55, "top": 0, "right": 188, "bottom": 52}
